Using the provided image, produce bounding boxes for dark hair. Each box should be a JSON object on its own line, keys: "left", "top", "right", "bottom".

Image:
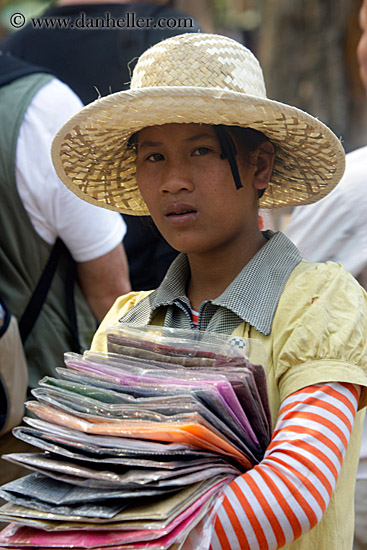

{"left": 128, "top": 125, "right": 269, "bottom": 152}
{"left": 215, "top": 125, "right": 273, "bottom": 198}
{"left": 226, "top": 126, "right": 270, "bottom": 157}
{"left": 127, "top": 132, "right": 138, "bottom": 149}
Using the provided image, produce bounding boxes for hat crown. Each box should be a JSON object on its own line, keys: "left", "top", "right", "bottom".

{"left": 130, "top": 33, "right": 267, "bottom": 98}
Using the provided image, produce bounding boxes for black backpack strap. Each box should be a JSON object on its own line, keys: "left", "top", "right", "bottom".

{"left": 19, "top": 238, "right": 80, "bottom": 351}
{"left": 18, "top": 237, "right": 64, "bottom": 344}
{"left": 0, "top": 297, "right": 11, "bottom": 338}
{"left": 0, "top": 53, "right": 53, "bottom": 87}
{"left": 63, "top": 248, "right": 81, "bottom": 353}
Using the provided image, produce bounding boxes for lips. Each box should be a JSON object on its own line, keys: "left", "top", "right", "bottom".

{"left": 165, "top": 203, "right": 197, "bottom": 217}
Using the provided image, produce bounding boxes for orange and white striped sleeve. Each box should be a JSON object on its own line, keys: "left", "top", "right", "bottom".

{"left": 209, "top": 382, "right": 360, "bottom": 550}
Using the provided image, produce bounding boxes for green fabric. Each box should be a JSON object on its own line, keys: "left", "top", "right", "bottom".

{"left": 0, "top": 73, "right": 97, "bottom": 389}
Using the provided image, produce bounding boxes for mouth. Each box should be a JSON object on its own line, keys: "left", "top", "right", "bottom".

{"left": 167, "top": 208, "right": 196, "bottom": 216}
{"left": 165, "top": 203, "right": 197, "bottom": 223}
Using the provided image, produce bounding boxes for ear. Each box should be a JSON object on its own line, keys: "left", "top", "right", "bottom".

{"left": 252, "top": 141, "right": 275, "bottom": 191}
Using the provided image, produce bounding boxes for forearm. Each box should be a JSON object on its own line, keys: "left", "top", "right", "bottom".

{"left": 85, "top": 287, "right": 130, "bottom": 323}
{"left": 210, "top": 382, "right": 360, "bottom": 550}
{"left": 77, "top": 243, "right": 131, "bottom": 322}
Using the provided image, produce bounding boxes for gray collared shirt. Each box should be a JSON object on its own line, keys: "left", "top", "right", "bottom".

{"left": 120, "top": 231, "right": 302, "bottom": 336}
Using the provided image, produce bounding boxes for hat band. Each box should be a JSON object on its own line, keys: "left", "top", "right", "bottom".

{"left": 214, "top": 125, "right": 243, "bottom": 190}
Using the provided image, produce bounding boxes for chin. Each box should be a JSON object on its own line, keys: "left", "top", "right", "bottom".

{"left": 159, "top": 231, "right": 199, "bottom": 254}
{"left": 166, "top": 240, "right": 203, "bottom": 255}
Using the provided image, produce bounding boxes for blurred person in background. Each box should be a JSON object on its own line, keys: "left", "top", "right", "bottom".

{"left": 0, "top": 53, "right": 130, "bottom": 486}
{"left": 284, "top": 1, "right": 367, "bottom": 547}
{"left": 0, "top": 52, "right": 131, "bottom": 388}
{"left": 1, "top": 0, "right": 201, "bottom": 291}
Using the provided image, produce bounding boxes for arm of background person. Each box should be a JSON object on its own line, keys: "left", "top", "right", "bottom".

{"left": 77, "top": 243, "right": 131, "bottom": 322}
{"left": 16, "top": 77, "right": 131, "bottom": 317}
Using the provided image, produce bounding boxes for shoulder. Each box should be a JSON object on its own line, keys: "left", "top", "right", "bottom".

{"left": 334, "top": 145, "right": 367, "bottom": 195}
{"left": 287, "top": 257, "right": 361, "bottom": 281}
{"left": 272, "top": 260, "right": 367, "bottom": 404}
{"left": 274, "top": 259, "right": 367, "bottom": 354}
{"left": 107, "top": 291, "right": 154, "bottom": 321}
{"left": 284, "top": 146, "right": 367, "bottom": 238}
{"left": 90, "top": 291, "right": 153, "bottom": 353}
{"left": 28, "top": 78, "right": 82, "bottom": 122}
{"left": 279, "top": 259, "right": 366, "bottom": 314}
{"left": 19, "top": 78, "right": 82, "bottom": 146}
{"left": 345, "top": 145, "right": 367, "bottom": 165}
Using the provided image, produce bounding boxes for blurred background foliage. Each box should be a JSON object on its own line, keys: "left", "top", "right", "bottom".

{"left": 0, "top": 0, "right": 366, "bottom": 152}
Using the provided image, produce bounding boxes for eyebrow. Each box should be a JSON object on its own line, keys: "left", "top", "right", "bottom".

{"left": 184, "top": 132, "right": 217, "bottom": 143}
{"left": 138, "top": 132, "right": 217, "bottom": 150}
{"left": 138, "top": 140, "right": 162, "bottom": 150}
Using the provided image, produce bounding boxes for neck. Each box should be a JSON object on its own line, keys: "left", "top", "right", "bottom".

{"left": 186, "top": 230, "right": 267, "bottom": 311}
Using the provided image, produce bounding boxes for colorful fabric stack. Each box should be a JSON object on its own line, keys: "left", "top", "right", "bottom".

{"left": 0, "top": 325, "right": 272, "bottom": 549}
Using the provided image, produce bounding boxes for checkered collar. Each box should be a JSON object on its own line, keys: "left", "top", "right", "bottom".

{"left": 148, "top": 231, "right": 302, "bottom": 335}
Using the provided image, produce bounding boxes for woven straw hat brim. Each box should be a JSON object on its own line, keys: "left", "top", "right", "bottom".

{"left": 52, "top": 86, "right": 346, "bottom": 216}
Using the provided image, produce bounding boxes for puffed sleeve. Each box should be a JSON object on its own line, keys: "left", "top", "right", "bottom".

{"left": 90, "top": 291, "right": 153, "bottom": 353}
{"left": 272, "top": 260, "right": 367, "bottom": 408}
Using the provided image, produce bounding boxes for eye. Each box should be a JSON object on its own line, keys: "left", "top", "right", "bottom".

{"left": 192, "top": 146, "right": 211, "bottom": 156}
{"left": 147, "top": 153, "right": 164, "bottom": 162}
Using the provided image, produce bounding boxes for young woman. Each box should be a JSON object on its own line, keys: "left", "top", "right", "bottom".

{"left": 52, "top": 33, "right": 367, "bottom": 550}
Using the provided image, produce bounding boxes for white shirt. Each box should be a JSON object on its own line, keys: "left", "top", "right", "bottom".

{"left": 284, "top": 146, "right": 367, "bottom": 480}
{"left": 283, "top": 146, "right": 367, "bottom": 279}
{"left": 16, "top": 78, "right": 126, "bottom": 262}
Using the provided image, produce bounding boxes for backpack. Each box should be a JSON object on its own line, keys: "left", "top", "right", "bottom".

{"left": 0, "top": 298, "right": 28, "bottom": 436}
{"left": 0, "top": 55, "right": 79, "bottom": 436}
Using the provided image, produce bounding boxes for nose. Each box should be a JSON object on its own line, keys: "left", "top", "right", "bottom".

{"left": 159, "top": 159, "right": 194, "bottom": 195}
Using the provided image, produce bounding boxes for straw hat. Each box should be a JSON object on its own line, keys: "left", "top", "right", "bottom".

{"left": 52, "top": 33, "right": 345, "bottom": 215}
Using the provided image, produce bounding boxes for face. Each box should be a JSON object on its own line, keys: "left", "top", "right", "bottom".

{"left": 135, "top": 123, "right": 264, "bottom": 258}
{"left": 357, "top": 0, "right": 367, "bottom": 91}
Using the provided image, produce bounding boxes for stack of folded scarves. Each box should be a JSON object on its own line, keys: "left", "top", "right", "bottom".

{"left": 0, "top": 325, "right": 272, "bottom": 550}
